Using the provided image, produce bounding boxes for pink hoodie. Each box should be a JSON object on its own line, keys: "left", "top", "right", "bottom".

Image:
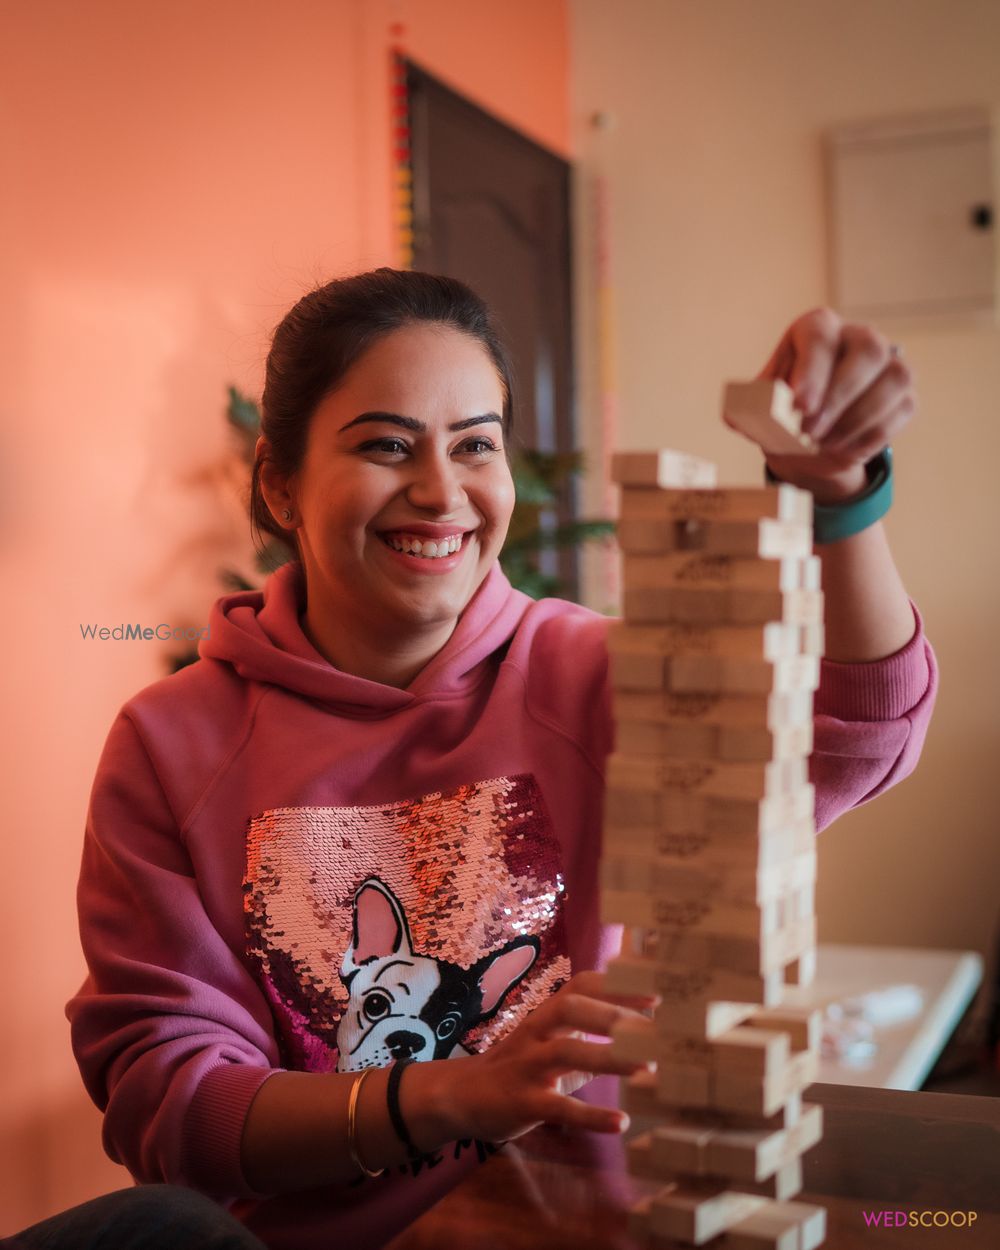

{"left": 66, "top": 559, "right": 937, "bottom": 1249}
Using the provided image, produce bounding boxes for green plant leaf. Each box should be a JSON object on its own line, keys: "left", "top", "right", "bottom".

{"left": 227, "top": 386, "right": 261, "bottom": 462}
{"left": 502, "top": 517, "right": 616, "bottom": 555}
{"left": 219, "top": 568, "right": 257, "bottom": 592}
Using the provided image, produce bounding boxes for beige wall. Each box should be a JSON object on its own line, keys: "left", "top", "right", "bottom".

{"left": 0, "top": 0, "right": 568, "bottom": 1231}
{"left": 571, "top": 0, "right": 1000, "bottom": 977}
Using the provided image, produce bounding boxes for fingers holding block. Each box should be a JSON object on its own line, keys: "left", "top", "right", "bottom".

{"left": 723, "top": 379, "right": 819, "bottom": 456}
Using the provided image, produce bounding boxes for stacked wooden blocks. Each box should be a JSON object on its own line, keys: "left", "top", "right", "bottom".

{"left": 602, "top": 438, "right": 827, "bottom": 1250}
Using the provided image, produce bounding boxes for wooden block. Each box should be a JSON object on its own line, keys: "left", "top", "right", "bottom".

{"left": 610, "top": 654, "right": 820, "bottom": 699}
{"left": 630, "top": 1105, "right": 825, "bottom": 1190}
{"left": 603, "top": 849, "right": 817, "bottom": 909}
{"left": 730, "top": 1157, "right": 803, "bottom": 1202}
{"left": 723, "top": 379, "right": 819, "bottom": 456}
{"left": 658, "top": 786, "right": 816, "bottom": 837}
{"left": 601, "top": 887, "right": 782, "bottom": 940}
{"left": 783, "top": 947, "right": 817, "bottom": 988}
{"left": 606, "top": 753, "right": 809, "bottom": 803}
{"left": 635, "top": 915, "right": 816, "bottom": 978}
{"left": 625, "top": 1132, "right": 660, "bottom": 1181}
{"left": 746, "top": 1008, "right": 821, "bottom": 1053}
{"left": 600, "top": 847, "right": 816, "bottom": 908}
{"left": 618, "top": 1037, "right": 813, "bottom": 1121}
{"left": 781, "top": 883, "right": 816, "bottom": 925}
{"left": 704, "top": 917, "right": 817, "bottom": 977}
{"left": 612, "top": 688, "right": 814, "bottom": 732}
{"left": 611, "top": 449, "right": 719, "bottom": 489}
{"left": 723, "top": 1200, "right": 827, "bottom": 1250}
{"left": 605, "top": 770, "right": 815, "bottom": 830}
{"left": 622, "top": 1066, "right": 805, "bottom": 1125}
{"left": 632, "top": 1115, "right": 790, "bottom": 1186}
{"left": 623, "top": 552, "right": 808, "bottom": 594}
{"left": 799, "top": 622, "right": 825, "bottom": 656}
{"left": 713, "top": 1049, "right": 819, "bottom": 1117}
{"left": 621, "top": 483, "right": 811, "bottom": 525}
{"left": 800, "top": 555, "right": 821, "bottom": 592}
{"left": 624, "top": 585, "right": 824, "bottom": 628}
{"left": 627, "top": 1196, "right": 657, "bottom": 1247}
{"left": 646, "top": 1183, "right": 768, "bottom": 1245}
{"left": 608, "top": 619, "right": 808, "bottom": 663}
{"left": 613, "top": 719, "right": 814, "bottom": 764}
{"left": 605, "top": 954, "right": 786, "bottom": 1007}
{"left": 714, "top": 1028, "right": 792, "bottom": 1077}
{"left": 702, "top": 1122, "right": 791, "bottom": 1185}
{"left": 703, "top": 1103, "right": 822, "bottom": 1185}
{"left": 601, "top": 820, "right": 816, "bottom": 874}
{"left": 633, "top": 1087, "right": 805, "bottom": 1136}
{"left": 604, "top": 786, "right": 817, "bottom": 843}
{"left": 616, "top": 516, "right": 811, "bottom": 559}
{"left": 665, "top": 655, "right": 820, "bottom": 697}
{"left": 613, "top": 1019, "right": 790, "bottom": 1077}
{"left": 657, "top": 1062, "right": 715, "bottom": 1105}
{"left": 650, "top": 1123, "right": 718, "bottom": 1176}
{"left": 720, "top": 1092, "right": 804, "bottom": 1134}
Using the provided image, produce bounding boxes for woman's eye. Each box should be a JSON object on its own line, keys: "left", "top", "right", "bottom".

{"left": 362, "top": 991, "right": 392, "bottom": 1022}
{"left": 362, "top": 438, "right": 409, "bottom": 455}
{"left": 463, "top": 437, "right": 498, "bottom": 456}
{"left": 359, "top": 436, "right": 498, "bottom": 458}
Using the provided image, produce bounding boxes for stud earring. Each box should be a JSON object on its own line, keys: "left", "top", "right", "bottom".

{"left": 281, "top": 509, "right": 292, "bottom": 522}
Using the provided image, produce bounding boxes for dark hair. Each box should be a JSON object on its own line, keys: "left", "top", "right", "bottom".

{"left": 250, "top": 267, "right": 516, "bottom": 558}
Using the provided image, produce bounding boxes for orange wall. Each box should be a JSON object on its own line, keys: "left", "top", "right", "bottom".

{"left": 0, "top": 0, "right": 568, "bottom": 1231}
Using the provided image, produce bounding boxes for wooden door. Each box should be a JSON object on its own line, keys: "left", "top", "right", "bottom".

{"left": 405, "top": 59, "right": 579, "bottom": 600}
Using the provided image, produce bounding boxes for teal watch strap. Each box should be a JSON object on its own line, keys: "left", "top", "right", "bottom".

{"left": 765, "top": 447, "right": 894, "bottom": 545}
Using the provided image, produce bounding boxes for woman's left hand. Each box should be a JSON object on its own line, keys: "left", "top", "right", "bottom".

{"left": 753, "top": 307, "right": 916, "bottom": 503}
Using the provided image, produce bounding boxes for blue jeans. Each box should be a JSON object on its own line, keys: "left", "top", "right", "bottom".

{"left": 1, "top": 1186, "right": 268, "bottom": 1250}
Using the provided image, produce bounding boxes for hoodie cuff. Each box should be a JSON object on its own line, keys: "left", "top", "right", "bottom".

{"left": 814, "top": 602, "right": 930, "bottom": 723}
{"left": 182, "top": 1061, "right": 286, "bottom": 1200}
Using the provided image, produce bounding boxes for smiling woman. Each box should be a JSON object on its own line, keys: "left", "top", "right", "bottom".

{"left": 65, "top": 267, "right": 937, "bottom": 1250}
{"left": 255, "top": 313, "right": 517, "bottom": 688}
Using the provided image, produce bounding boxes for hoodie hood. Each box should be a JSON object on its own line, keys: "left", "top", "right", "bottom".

{"left": 199, "top": 559, "right": 534, "bottom": 714}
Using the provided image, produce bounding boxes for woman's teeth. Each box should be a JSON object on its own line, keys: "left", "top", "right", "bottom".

{"left": 383, "top": 533, "right": 465, "bottom": 559}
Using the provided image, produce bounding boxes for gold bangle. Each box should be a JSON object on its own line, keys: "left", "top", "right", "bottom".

{"left": 347, "top": 1067, "right": 385, "bottom": 1178}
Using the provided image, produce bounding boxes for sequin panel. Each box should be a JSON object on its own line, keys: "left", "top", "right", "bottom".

{"left": 244, "top": 773, "right": 569, "bottom": 1072}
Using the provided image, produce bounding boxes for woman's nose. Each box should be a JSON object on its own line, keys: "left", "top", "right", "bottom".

{"left": 405, "top": 451, "right": 466, "bottom": 514}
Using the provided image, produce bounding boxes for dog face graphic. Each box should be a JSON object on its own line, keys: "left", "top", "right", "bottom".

{"left": 336, "top": 876, "right": 539, "bottom": 1072}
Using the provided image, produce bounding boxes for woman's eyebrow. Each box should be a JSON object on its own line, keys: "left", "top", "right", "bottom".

{"left": 339, "top": 411, "right": 502, "bottom": 434}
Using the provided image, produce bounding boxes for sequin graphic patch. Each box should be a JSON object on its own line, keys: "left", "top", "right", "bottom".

{"left": 244, "top": 774, "right": 569, "bottom": 1073}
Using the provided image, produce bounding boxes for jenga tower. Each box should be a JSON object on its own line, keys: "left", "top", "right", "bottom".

{"left": 601, "top": 407, "right": 828, "bottom": 1249}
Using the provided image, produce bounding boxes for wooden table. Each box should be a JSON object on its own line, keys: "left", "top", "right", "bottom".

{"left": 784, "top": 944, "right": 984, "bottom": 1090}
{"left": 386, "top": 1077, "right": 1000, "bottom": 1249}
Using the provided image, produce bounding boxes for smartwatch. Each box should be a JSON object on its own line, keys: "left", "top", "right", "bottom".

{"left": 766, "top": 447, "right": 893, "bottom": 545}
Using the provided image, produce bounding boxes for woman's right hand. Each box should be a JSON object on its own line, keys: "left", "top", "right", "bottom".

{"left": 437, "top": 970, "right": 658, "bottom": 1144}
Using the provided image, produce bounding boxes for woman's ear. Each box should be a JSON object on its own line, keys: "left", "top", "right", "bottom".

{"left": 256, "top": 436, "right": 297, "bottom": 528}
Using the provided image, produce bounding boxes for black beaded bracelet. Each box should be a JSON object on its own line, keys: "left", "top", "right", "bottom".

{"left": 387, "top": 1057, "right": 422, "bottom": 1161}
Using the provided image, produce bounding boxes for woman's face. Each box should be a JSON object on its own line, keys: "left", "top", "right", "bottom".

{"left": 284, "top": 322, "right": 516, "bottom": 642}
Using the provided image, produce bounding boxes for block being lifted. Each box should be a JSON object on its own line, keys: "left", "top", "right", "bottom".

{"left": 723, "top": 379, "right": 819, "bottom": 456}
